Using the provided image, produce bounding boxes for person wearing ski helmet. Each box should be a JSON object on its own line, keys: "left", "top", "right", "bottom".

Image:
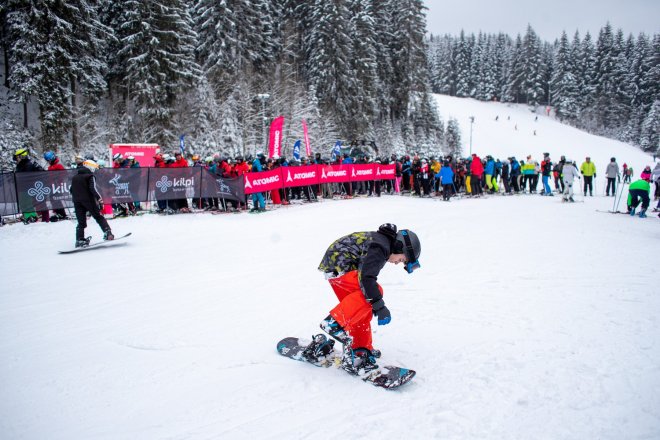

{"left": 14, "top": 147, "right": 49, "bottom": 223}
{"left": 43, "top": 151, "right": 68, "bottom": 221}
{"left": 305, "top": 223, "right": 421, "bottom": 376}
{"left": 69, "top": 160, "right": 114, "bottom": 247}
{"left": 627, "top": 172, "right": 652, "bottom": 218}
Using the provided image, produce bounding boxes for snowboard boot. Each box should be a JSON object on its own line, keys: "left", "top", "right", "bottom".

{"left": 341, "top": 347, "right": 380, "bottom": 377}
{"left": 103, "top": 230, "right": 115, "bottom": 241}
{"left": 320, "top": 315, "right": 352, "bottom": 345}
{"left": 638, "top": 209, "right": 647, "bottom": 218}
{"left": 75, "top": 237, "right": 91, "bottom": 248}
{"left": 302, "top": 334, "right": 335, "bottom": 363}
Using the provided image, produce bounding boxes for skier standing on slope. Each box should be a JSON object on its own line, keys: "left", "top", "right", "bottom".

{"left": 70, "top": 160, "right": 114, "bottom": 247}
{"left": 562, "top": 159, "right": 581, "bottom": 203}
{"left": 303, "top": 223, "right": 421, "bottom": 376}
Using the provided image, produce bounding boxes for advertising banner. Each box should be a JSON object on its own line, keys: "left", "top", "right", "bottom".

{"left": 244, "top": 168, "right": 282, "bottom": 194}
{"left": 15, "top": 170, "right": 76, "bottom": 211}
{"left": 96, "top": 168, "right": 149, "bottom": 205}
{"left": 302, "top": 119, "right": 311, "bottom": 157}
{"left": 350, "top": 164, "right": 377, "bottom": 182}
{"left": 109, "top": 144, "right": 160, "bottom": 167}
{"left": 200, "top": 169, "right": 244, "bottom": 202}
{"left": 319, "top": 164, "right": 349, "bottom": 184}
{"left": 281, "top": 165, "right": 318, "bottom": 188}
{"left": 268, "top": 116, "right": 284, "bottom": 158}
{"left": 148, "top": 167, "right": 201, "bottom": 200}
{"left": 0, "top": 172, "right": 19, "bottom": 215}
{"left": 375, "top": 164, "right": 396, "bottom": 179}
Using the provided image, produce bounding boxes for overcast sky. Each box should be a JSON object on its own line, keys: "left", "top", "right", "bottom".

{"left": 423, "top": 0, "right": 659, "bottom": 41}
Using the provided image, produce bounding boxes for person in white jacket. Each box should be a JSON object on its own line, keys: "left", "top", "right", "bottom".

{"left": 562, "top": 160, "right": 581, "bottom": 202}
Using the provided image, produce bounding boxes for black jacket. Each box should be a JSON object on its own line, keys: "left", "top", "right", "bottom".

{"left": 70, "top": 168, "right": 102, "bottom": 204}
{"left": 318, "top": 226, "right": 396, "bottom": 305}
{"left": 15, "top": 158, "right": 43, "bottom": 172}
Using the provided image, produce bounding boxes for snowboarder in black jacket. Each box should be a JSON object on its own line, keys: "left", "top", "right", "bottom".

{"left": 69, "top": 160, "right": 113, "bottom": 247}
{"left": 304, "top": 223, "right": 421, "bottom": 376}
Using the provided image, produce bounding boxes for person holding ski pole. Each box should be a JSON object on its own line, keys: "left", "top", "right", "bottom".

{"left": 302, "top": 223, "right": 421, "bottom": 377}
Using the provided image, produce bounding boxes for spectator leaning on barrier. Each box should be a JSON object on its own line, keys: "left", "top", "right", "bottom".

{"left": 44, "top": 151, "right": 69, "bottom": 221}
{"left": 14, "top": 147, "right": 49, "bottom": 223}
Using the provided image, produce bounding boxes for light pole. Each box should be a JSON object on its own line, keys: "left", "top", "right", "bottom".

{"left": 469, "top": 116, "right": 475, "bottom": 156}
{"left": 257, "top": 93, "right": 270, "bottom": 149}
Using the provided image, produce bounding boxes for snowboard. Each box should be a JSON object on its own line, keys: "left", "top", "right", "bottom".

{"left": 58, "top": 232, "right": 131, "bottom": 254}
{"left": 276, "top": 336, "right": 416, "bottom": 390}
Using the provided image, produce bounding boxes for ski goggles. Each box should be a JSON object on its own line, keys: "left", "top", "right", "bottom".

{"left": 400, "top": 230, "right": 421, "bottom": 274}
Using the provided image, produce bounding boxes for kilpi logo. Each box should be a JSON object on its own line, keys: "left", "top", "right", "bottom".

{"left": 109, "top": 174, "right": 130, "bottom": 196}
{"left": 156, "top": 176, "right": 173, "bottom": 193}
{"left": 27, "top": 181, "right": 50, "bottom": 202}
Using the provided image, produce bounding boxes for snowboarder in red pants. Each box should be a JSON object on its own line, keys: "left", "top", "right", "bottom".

{"left": 304, "top": 223, "right": 421, "bottom": 376}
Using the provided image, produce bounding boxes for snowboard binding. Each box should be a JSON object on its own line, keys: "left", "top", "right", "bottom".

{"left": 302, "top": 334, "right": 335, "bottom": 363}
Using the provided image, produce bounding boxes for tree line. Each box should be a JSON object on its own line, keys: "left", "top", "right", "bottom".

{"left": 427, "top": 23, "right": 659, "bottom": 155}
{"left": 1, "top": 0, "right": 447, "bottom": 167}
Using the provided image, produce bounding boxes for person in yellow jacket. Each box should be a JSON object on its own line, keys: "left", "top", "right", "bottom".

{"left": 580, "top": 157, "right": 596, "bottom": 196}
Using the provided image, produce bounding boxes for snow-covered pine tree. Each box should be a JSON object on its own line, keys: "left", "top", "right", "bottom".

{"left": 445, "top": 117, "right": 462, "bottom": 158}
{"left": 387, "top": 0, "right": 427, "bottom": 120}
{"left": 118, "top": 0, "right": 201, "bottom": 145}
{"left": 550, "top": 31, "right": 580, "bottom": 122}
{"left": 521, "top": 25, "right": 545, "bottom": 108}
{"left": 454, "top": 31, "right": 471, "bottom": 98}
{"left": 639, "top": 99, "right": 659, "bottom": 154}
{"left": 6, "top": 0, "right": 109, "bottom": 149}
{"left": 501, "top": 34, "right": 524, "bottom": 103}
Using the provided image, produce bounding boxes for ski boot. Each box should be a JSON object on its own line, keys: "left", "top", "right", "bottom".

{"left": 320, "top": 315, "right": 352, "bottom": 345}
{"left": 341, "top": 347, "right": 380, "bottom": 377}
{"left": 103, "top": 230, "right": 115, "bottom": 241}
{"left": 629, "top": 207, "right": 636, "bottom": 216}
{"left": 638, "top": 209, "right": 647, "bottom": 218}
{"left": 75, "top": 237, "right": 91, "bottom": 248}
{"left": 302, "top": 334, "right": 335, "bottom": 363}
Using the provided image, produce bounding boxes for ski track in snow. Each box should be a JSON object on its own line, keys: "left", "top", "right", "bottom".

{"left": 1, "top": 96, "right": 659, "bottom": 440}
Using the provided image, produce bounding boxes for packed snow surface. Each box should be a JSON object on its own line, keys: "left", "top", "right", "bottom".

{"left": 1, "top": 96, "right": 659, "bottom": 439}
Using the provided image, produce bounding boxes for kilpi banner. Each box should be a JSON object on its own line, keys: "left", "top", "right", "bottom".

{"left": 0, "top": 172, "right": 19, "bottom": 215}
{"left": 148, "top": 167, "right": 201, "bottom": 200}
{"left": 15, "top": 170, "right": 77, "bottom": 212}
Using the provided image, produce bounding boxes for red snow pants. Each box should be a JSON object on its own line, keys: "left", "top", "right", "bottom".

{"left": 328, "top": 270, "right": 382, "bottom": 351}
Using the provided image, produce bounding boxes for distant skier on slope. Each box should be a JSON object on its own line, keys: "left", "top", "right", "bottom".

{"left": 69, "top": 160, "right": 114, "bottom": 248}
{"left": 303, "top": 223, "right": 421, "bottom": 377}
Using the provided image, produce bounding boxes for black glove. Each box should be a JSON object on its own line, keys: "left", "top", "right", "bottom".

{"left": 594, "top": 174, "right": 596, "bottom": 178}
{"left": 372, "top": 299, "right": 391, "bottom": 326}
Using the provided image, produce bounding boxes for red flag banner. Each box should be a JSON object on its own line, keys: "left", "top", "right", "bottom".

{"left": 282, "top": 165, "right": 318, "bottom": 188}
{"left": 244, "top": 168, "right": 283, "bottom": 194}
{"left": 302, "top": 119, "right": 311, "bottom": 157}
{"left": 268, "top": 116, "right": 285, "bottom": 158}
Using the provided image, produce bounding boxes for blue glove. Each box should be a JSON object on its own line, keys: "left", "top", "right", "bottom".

{"left": 372, "top": 299, "right": 391, "bottom": 326}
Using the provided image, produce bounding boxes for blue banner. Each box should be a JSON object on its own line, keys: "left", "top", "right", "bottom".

{"left": 292, "top": 140, "right": 301, "bottom": 161}
{"left": 331, "top": 140, "right": 342, "bottom": 161}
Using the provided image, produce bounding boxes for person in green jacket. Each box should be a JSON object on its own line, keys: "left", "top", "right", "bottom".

{"left": 580, "top": 157, "right": 596, "bottom": 196}
{"left": 627, "top": 176, "right": 651, "bottom": 218}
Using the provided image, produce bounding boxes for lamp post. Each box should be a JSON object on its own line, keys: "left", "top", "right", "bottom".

{"left": 257, "top": 93, "right": 270, "bottom": 149}
{"left": 469, "top": 116, "right": 475, "bottom": 156}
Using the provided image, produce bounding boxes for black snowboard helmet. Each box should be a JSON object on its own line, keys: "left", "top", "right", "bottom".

{"left": 395, "top": 229, "right": 421, "bottom": 274}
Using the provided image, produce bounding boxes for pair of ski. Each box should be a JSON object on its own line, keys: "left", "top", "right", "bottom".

{"left": 277, "top": 336, "right": 415, "bottom": 390}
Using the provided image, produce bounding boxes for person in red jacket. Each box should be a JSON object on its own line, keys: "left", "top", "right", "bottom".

{"left": 470, "top": 153, "right": 484, "bottom": 196}
{"left": 44, "top": 151, "right": 69, "bottom": 221}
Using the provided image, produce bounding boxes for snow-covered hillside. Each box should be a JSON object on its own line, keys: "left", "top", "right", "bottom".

{"left": 433, "top": 94, "right": 655, "bottom": 184}
{"left": 1, "top": 95, "right": 658, "bottom": 440}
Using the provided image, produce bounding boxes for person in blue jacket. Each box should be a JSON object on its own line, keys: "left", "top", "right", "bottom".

{"left": 439, "top": 161, "right": 455, "bottom": 201}
{"left": 251, "top": 153, "right": 267, "bottom": 212}
{"left": 484, "top": 155, "right": 497, "bottom": 193}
